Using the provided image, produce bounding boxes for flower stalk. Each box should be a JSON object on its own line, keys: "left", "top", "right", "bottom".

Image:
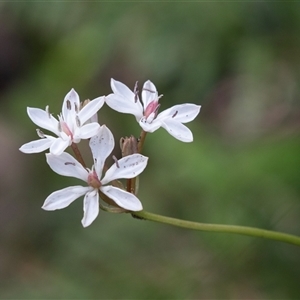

{"left": 71, "top": 142, "right": 86, "bottom": 168}
{"left": 138, "top": 130, "right": 147, "bottom": 154}
{"left": 20, "top": 78, "right": 300, "bottom": 246}
{"left": 132, "top": 210, "right": 300, "bottom": 246}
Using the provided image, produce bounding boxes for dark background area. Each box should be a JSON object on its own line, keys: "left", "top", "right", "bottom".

{"left": 0, "top": 2, "right": 300, "bottom": 299}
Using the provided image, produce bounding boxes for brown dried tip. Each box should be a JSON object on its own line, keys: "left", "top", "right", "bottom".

{"left": 120, "top": 136, "right": 138, "bottom": 157}
{"left": 80, "top": 99, "right": 90, "bottom": 110}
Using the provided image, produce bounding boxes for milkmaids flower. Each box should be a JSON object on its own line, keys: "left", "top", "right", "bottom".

{"left": 19, "top": 89, "right": 104, "bottom": 155}
{"left": 42, "top": 125, "right": 148, "bottom": 227}
{"left": 106, "top": 79, "right": 201, "bottom": 142}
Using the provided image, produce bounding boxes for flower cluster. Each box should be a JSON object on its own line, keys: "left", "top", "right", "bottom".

{"left": 20, "top": 80, "right": 201, "bottom": 227}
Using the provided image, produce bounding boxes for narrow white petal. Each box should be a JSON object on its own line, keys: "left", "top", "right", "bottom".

{"left": 101, "top": 186, "right": 143, "bottom": 211}
{"left": 161, "top": 119, "right": 193, "bottom": 142}
{"left": 78, "top": 96, "right": 105, "bottom": 124}
{"left": 27, "top": 107, "right": 59, "bottom": 135}
{"left": 42, "top": 186, "right": 90, "bottom": 211}
{"left": 101, "top": 154, "right": 148, "bottom": 184}
{"left": 141, "top": 80, "right": 158, "bottom": 108}
{"left": 106, "top": 94, "right": 143, "bottom": 119}
{"left": 19, "top": 138, "right": 54, "bottom": 153}
{"left": 89, "top": 125, "right": 114, "bottom": 177}
{"left": 46, "top": 152, "right": 88, "bottom": 181}
{"left": 111, "top": 78, "right": 136, "bottom": 101}
{"left": 76, "top": 123, "right": 100, "bottom": 139}
{"left": 157, "top": 104, "right": 201, "bottom": 123}
{"left": 81, "top": 189, "right": 99, "bottom": 227}
{"left": 62, "top": 88, "right": 80, "bottom": 124}
{"left": 139, "top": 119, "right": 162, "bottom": 133}
{"left": 49, "top": 137, "right": 70, "bottom": 155}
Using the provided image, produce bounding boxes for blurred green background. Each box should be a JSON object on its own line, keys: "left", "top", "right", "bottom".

{"left": 1, "top": 2, "right": 300, "bottom": 299}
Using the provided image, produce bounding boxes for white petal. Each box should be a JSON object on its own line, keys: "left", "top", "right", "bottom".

{"left": 49, "top": 137, "right": 70, "bottom": 155}
{"left": 101, "top": 154, "right": 148, "bottom": 184}
{"left": 81, "top": 189, "right": 99, "bottom": 227}
{"left": 19, "top": 138, "right": 54, "bottom": 153}
{"left": 89, "top": 125, "right": 114, "bottom": 177}
{"left": 101, "top": 186, "right": 143, "bottom": 211}
{"left": 62, "top": 89, "right": 80, "bottom": 125}
{"left": 46, "top": 152, "right": 88, "bottom": 181}
{"left": 157, "top": 104, "right": 201, "bottom": 123}
{"left": 161, "top": 119, "right": 193, "bottom": 142}
{"left": 75, "top": 123, "right": 100, "bottom": 140}
{"left": 105, "top": 94, "right": 143, "bottom": 119}
{"left": 139, "top": 118, "right": 162, "bottom": 133}
{"left": 27, "top": 107, "right": 59, "bottom": 135}
{"left": 111, "top": 78, "right": 136, "bottom": 101}
{"left": 141, "top": 80, "right": 158, "bottom": 108}
{"left": 78, "top": 96, "right": 105, "bottom": 124}
{"left": 42, "top": 186, "right": 90, "bottom": 210}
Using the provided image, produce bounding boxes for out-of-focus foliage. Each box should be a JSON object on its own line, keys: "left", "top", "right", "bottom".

{"left": 1, "top": 2, "right": 300, "bottom": 299}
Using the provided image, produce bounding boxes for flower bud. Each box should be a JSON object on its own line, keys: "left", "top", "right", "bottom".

{"left": 120, "top": 136, "right": 138, "bottom": 157}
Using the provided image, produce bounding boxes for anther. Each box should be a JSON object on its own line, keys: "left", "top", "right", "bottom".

{"left": 36, "top": 129, "right": 45, "bottom": 138}
{"left": 76, "top": 116, "right": 81, "bottom": 127}
{"left": 142, "top": 88, "right": 156, "bottom": 93}
{"left": 66, "top": 100, "right": 71, "bottom": 110}
{"left": 45, "top": 106, "right": 51, "bottom": 118}
{"left": 75, "top": 103, "right": 79, "bottom": 113}
{"left": 134, "top": 81, "right": 139, "bottom": 103}
{"left": 172, "top": 110, "right": 178, "bottom": 118}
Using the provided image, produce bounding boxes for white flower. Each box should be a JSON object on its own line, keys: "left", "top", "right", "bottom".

{"left": 106, "top": 79, "right": 201, "bottom": 142}
{"left": 19, "top": 89, "right": 105, "bottom": 155}
{"left": 42, "top": 125, "right": 148, "bottom": 227}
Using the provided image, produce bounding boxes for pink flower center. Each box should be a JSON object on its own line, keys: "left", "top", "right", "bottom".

{"left": 60, "top": 120, "right": 73, "bottom": 140}
{"left": 87, "top": 170, "right": 102, "bottom": 189}
{"left": 144, "top": 100, "right": 160, "bottom": 119}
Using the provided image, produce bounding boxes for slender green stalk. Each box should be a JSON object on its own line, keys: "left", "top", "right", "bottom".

{"left": 132, "top": 210, "right": 300, "bottom": 246}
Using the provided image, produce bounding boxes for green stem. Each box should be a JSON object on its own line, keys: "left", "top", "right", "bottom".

{"left": 132, "top": 210, "right": 300, "bottom": 246}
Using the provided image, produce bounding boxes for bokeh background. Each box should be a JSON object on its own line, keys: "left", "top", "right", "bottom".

{"left": 1, "top": 2, "right": 300, "bottom": 299}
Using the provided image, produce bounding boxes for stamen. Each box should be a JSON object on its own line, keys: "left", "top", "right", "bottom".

{"left": 154, "top": 103, "right": 161, "bottom": 115}
{"left": 75, "top": 103, "right": 79, "bottom": 113}
{"left": 76, "top": 116, "right": 81, "bottom": 127}
{"left": 142, "top": 88, "right": 156, "bottom": 93}
{"left": 36, "top": 129, "right": 45, "bottom": 138}
{"left": 66, "top": 100, "right": 71, "bottom": 110}
{"left": 45, "top": 106, "right": 51, "bottom": 118}
{"left": 65, "top": 162, "right": 76, "bottom": 166}
{"left": 134, "top": 81, "right": 139, "bottom": 103}
{"left": 112, "top": 155, "right": 120, "bottom": 168}
{"left": 172, "top": 110, "right": 178, "bottom": 118}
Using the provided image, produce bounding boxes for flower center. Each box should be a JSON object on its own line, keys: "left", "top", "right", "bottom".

{"left": 59, "top": 119, "right": 74, "bottom": 140}
{"left": 143, "top": 100, "right": 160, "bottom": 123}
{"left": 87, "top": 170, "right": 102, "bottom": 189}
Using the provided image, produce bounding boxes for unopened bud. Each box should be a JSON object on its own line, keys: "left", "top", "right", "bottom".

{"left": 81, "top": 99, "right": 90, "bottom": 109}
{"left": 120, "top": 136, "right": 138, "bottom": 157}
